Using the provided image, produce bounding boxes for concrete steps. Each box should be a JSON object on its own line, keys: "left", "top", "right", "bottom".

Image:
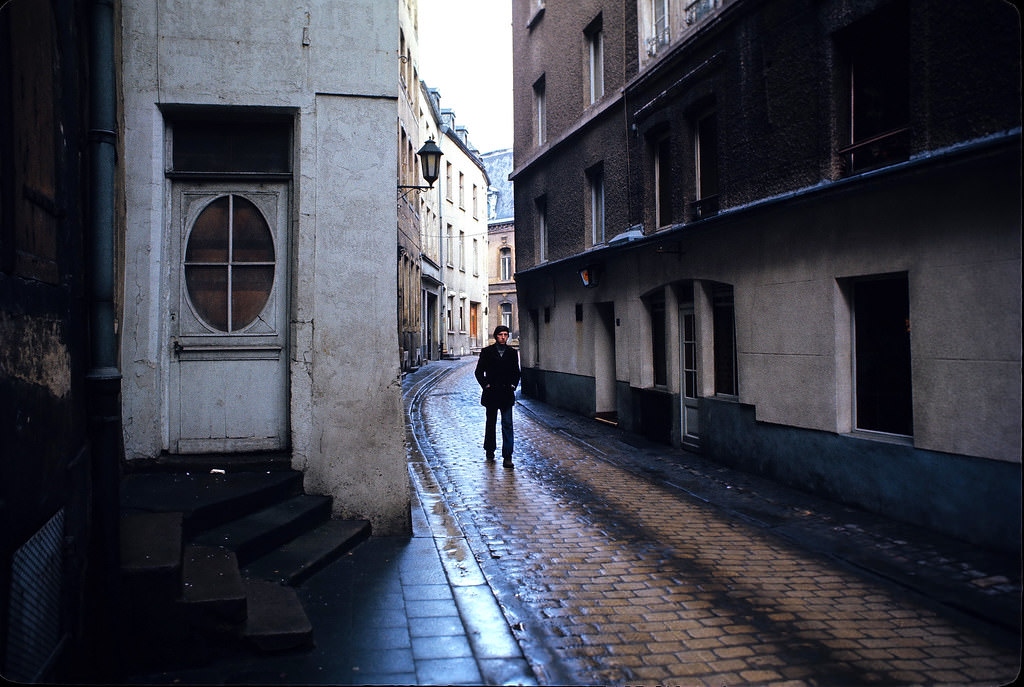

{"left": 193, "top": 493, "right": 333, "bottom": 565}
{"left": 118, "top": 466, "right": 371, "bottom": 674}
{"left": 242, "top": 518, "right": 371, "bottom": 585}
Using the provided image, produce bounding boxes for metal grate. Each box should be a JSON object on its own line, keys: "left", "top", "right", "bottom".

{"left": 4, "top": 509, "right": 64, "bottom": 682}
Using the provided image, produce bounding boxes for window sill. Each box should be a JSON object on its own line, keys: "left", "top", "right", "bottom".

{"left": 844, "top": 429, "right": 913, "bottom": 446}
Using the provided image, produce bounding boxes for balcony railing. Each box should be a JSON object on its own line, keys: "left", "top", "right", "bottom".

{"left": 685, "top": 0, "right": 722, "bottom": 26}
{"left": 689, "top": 194, "right": 720, "bottom": 220}
{"left": 837, "top": 127, "right": 911, "bottom": 174}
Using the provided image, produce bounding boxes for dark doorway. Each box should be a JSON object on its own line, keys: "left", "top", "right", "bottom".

{"left": 854, "top": 275, "right": 913, "bottom": 435}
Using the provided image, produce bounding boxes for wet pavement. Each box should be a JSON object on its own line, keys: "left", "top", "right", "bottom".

{"left": 408, "top": 358, "right": 1021, "bottom": 686}
{"left": 127, "top": 356, "right": 1020, "bottom": 686}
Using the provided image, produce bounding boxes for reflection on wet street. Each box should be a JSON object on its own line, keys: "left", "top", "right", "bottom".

{"left": 408, "top": 360, "right": 1020, "bottom": 686}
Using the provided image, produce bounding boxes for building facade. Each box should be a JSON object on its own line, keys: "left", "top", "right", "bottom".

{"left": 420, "top": 89, "right": 490, "bottom": 358}
{"left": 511, "top": 0, "right": 1021, "bottom": 551}
{"left": 482, "top": 149, "right": 520, "bottom": 345}
{"left": 119, "top": 0, "right": 409, "bottom": 534}
{"left": 398, "top": 0, "right": 425, "bottom": 371}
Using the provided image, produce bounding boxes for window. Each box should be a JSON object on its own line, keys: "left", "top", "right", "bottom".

{"left": 445, "top": 223, "right": 453, "bottom": 266}
{"left": 472, "top": 238, "right": 479, "bottom": 275}
{"left": 655, "top": 135, "right": 672, "bottom": 228}
{"left": 693, "top": 109, "right": 719, "bottom": 218}
{"left": 649, "top": 0, "right": 670, "bottom": 54}
{"left": 399, "top": 30, "right": 407, "bottom": 86}
{"left": 472, "top": 184, "right": 478, "bottom": 218}
{"left": 501, "top": 302, "right": 513, "bottom": 330}
{"left": 500, "top": 247, "right": 512, "bottom": 281}
{"left": 399, "top": 127, "right": 407, "bottom": 184}
{"left": 458, "top": 172, "right": 465, "bottom": 208}
{"left": 650, "top": 292, "right": 667, "bottom": 387}
{"left": 184, "top": 195, "right": 275, "bottom": 333}
{"left": 836, "top": 1, "right": 910, "bottom": 174}
{"left": 712, "top": 283, "right": 737, "bottom": 396}
{"left": 459, "top": 298, "right": 466, "bottom": 332}
{"left": 536, "top": 196, "right": 548, "bottom": 263}
{"left": 682, "top": 309, "right": 697, "bottom": 399}
{"left": 445, "top": 162, "right": 453, "bottom": 201}
{"left": 173, "top": 120, "right": 291, "bottom": 174}
{"left": 585, "top": 16, "right": 604, "bottom": 105}
{"left": 587, "top": 165, "right": 605, "bottom": 245}
{"left": 534, "top": 76, "right": 547, "bottom": 145}
{"left": 853, "top": 275, "right": 912, "bottom": 435}
{"left": 447, "top": 295, "right": 455, "bottom": 332}
{"left": 686, "top": 0, "right": 721, "bottom": 26}
{"left": 458, "top": 230, "right": 465, "bottom": 270}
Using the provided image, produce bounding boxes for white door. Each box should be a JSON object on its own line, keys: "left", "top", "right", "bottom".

{"left": 169, "top": 184, "right": 289, "bottom": 453}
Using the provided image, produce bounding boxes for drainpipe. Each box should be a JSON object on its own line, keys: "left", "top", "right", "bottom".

{"left": 87, "top": 0, "right": 121, "bottom": 678}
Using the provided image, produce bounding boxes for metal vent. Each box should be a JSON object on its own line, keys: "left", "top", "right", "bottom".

{"left": 5, "top": 509, "right": 64, "bottom": 682}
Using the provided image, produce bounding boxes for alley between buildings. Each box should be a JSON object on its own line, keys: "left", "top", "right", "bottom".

{"left": 407, "top": 359, "right": 1020, "bottom": 686}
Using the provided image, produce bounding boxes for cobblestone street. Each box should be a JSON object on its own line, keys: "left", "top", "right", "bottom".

{"left": 407, "top": 359, "right": 1021, "bottom": 686}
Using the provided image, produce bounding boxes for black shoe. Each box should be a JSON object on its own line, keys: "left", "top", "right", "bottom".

{"left": 486, "top": 452, "right": 495, "bottom": 462}
{"left": 502, "top": 458, "right": 514, "bottom": 469}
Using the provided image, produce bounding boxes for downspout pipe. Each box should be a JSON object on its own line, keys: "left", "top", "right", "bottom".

{"left": 87, "top": 0, "right": 121, "bottom": 678}
{"left": 89, "top": 0, "right": 118, "bottom": 373}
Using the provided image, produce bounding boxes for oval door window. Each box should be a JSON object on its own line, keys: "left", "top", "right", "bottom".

{"left": 184, "top": 195, "right": 275, "bottom": 332}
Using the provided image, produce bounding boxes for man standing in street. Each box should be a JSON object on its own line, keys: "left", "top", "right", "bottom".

{"left": 475, "top": 325, "right": 521, "bottom": 469}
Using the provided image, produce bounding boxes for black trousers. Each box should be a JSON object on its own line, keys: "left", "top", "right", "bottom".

{"left": 484, "top": 405, "right": 514, "bottom": 458}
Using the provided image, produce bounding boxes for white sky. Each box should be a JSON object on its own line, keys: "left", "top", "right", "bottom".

{"left": 417, "top": 0, "right": 514, "bottom": 155}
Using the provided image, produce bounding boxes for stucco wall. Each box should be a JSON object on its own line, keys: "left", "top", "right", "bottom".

{"left": 294, "top": 94, "right": 406, "bottom": 534}
{"left": 120, "top": 0, "right": 408, "bottom": 533}
{"left": 517, "top": 142, "right": 1022, "bottom": 465}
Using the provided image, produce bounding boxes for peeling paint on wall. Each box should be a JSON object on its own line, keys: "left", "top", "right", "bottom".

{"left": 0, "top": 311, "right": 72, "bottom": 398}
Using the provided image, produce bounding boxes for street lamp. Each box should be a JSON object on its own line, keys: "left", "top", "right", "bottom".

{"left": 399, "top": 138, "right": 444, "bottom": 192}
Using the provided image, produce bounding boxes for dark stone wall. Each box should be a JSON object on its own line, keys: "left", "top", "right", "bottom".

{"left": 1, "top": 1, "right": 98, "bottom": 680}
{"left": 625, "top": 0, "right": 1022, "bottom": 221}
{"left": 701, "top": 398, "right": 1023, "bottom": 555}
{"left": 521, "top": 366, "right": 595, "bottom": 418}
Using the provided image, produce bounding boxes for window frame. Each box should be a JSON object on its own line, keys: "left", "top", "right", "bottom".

{"left": 835, "top": 1, "right": 911, "bottom": 175}
{"left": 534, "top": 76, "right": 547, "bottom": 146}
{"left": 712, "top": 283, "right": 738, "bottom": 398}
{"left": 587, "top": 164, "right": 606, "bottom": 246}
{"left": 693, "top": 108, "right": 720, "bottom": 219}
{"left": 585, "top": 15, "right": 604, "bottom": 105}
{"left": 851, "top": 274, "right": 913, "bottom": 436}
{"left": 536, "top": 196, "right": 548, "bottom": 263}
{"left": 655, "top": 134, "right": 673, "bottom": 229}
{"left": 499, "top": 247, "right": 512, "bottom": 281}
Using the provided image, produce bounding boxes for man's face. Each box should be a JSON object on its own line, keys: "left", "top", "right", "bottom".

{"left": 495, "top": 331, "right": 509, "bottom": 345}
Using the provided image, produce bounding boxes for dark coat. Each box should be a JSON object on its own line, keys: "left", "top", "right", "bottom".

{"left": 475, "top": 344, "right": 521, "bottom": 409}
